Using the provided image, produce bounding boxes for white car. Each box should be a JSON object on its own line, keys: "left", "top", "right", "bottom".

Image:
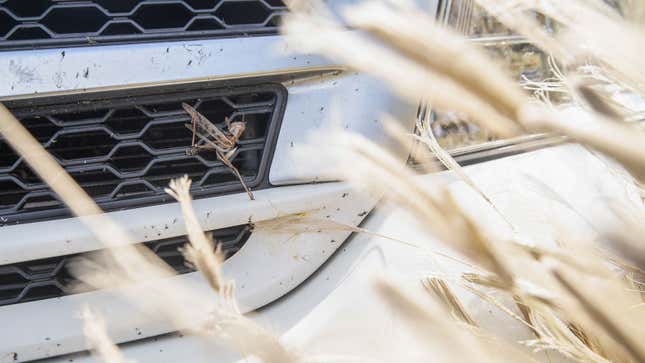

{"left": 0, "top": 1, "right": 635, "bottom": 362}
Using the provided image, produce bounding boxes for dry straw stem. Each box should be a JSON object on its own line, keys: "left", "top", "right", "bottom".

{"left": 0, "top": 104, "right": 174, "bottom": 280}
{"left": 320, "top": 128, "right": 515, "bottom": 282}
{"left": 214, "top": 315, "right": 298, "bottom": 363}
{"left": 0, "top": 102, "right": 199, "bottom": 324}
{"left": 379, "top": 113, "right": 442, "bottom": 174}
{"left": 603, "top": 236, "right": 645, "bottom": 274}
{"left": 473, "top": 0, "right": 572, "bottom": 62}
{"left": 598, "top": 203, "right": 645, "bottom": 273}
{"left": 574, "top": 81, "right": 626, "bottom": 121}
{"left": 548, "top": 264, "right": 645, "bottom": 363}
{"left": 475, "top": 0, "right": 645, "bottom": 94}
{"left": 473, "top": 233, "right": 645, "bottom": 362}
{"left": 472, "top": 242, "right": 645, "bottom": 361}
{"left": 0, "top": 104, "right": 297, "bottom": 362}
{"left": 256, "top": 211, "right": 481, "bottom": 270}
{"left": 574, "top": 64, "right": 645, "bottom": 123}
{"left": 82, "top": 307, "right": 135, "bottom": 363}
{"left": 343, "top": 2, "right": 527, "bottom": 124}
{"left": 285, "top": 0, "right": 645, "bottom": 182}
{"left": 282, "top": 6, "right": 522, "bottom": 138}
{"left": 376, "top": 278, "right": 540, "bottom": 363}
{"left": 519, "top": 105, "right": 645, "bottom": 181}
{"left": 161, "top": 176, "right": 301, "bottom": 363}
{"left": 375, "top": 278, "right": 487, "bottom": 363}
{"left": 0, "top": 103, "right": 216, "bottom": 333}
{"left": 462, "top": 280, "right": 611, "bottom": 363}
{"left": 463, "top": 272, "right": 511, "bottom": 291}
{"left": 422, "top": 277, "right": 478, "bottom": 326}
{"left": 460, "top": 228, "right": 645, "bottom": 363}
{"left": 285, "top": 1, "right": 645, "bottom": 362}
{"left": 165, "top": 175, "right": 225, "bottom": 293}
{"left": 515, "top": 243, "right": 612, "bottom": 279}
{"left": 524, "top": 309, "right": 611, "bottom": 363}
{"left": 411, "top": 109, "right": 517, "bottom": 232}
{"left": 163, "top": 176, "right": 301, "bottom": 363}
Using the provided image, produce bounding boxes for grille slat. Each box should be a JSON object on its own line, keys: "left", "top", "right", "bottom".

{"left": 0, "top": 224, "right": 252, "bottom": 306}
{"left": 0, "top": 0, "right": 287, "bottom": 50}
{"left": 0, "top": 84, "right": 285, "bottom": 224}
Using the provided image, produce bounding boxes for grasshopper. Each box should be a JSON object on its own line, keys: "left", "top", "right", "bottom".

{"left": 182, "top": 103, "right": 254, "bottom": 200}
{"left": 182, "top": 103, "right": 246, "bottom": 160}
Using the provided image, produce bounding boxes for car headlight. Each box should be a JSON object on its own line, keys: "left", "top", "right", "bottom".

{"left": 427, "top": 0, "right": 560, "bottom": 151}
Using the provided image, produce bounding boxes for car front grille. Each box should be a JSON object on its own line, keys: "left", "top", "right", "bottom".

{"left": 0, "top": 224, "right": 252, "bottom": 307}
{"left": 0, "top": 0, "right": 286, "bottom": 50}
{"left": 0, "top": 83, "right": 285, "bottom": 225}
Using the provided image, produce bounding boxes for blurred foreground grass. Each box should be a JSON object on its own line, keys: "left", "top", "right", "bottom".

{"left": 1, "top": 1, "right": 644, "bottom": 362}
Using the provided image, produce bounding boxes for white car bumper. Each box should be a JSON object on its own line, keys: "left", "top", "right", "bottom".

{"left": 40, "top": 143, "right": 644, "bottom": 363}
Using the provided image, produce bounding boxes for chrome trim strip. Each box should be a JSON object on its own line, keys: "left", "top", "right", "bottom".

{"left": 412, "top": 133, "right": 568, "bottom": 170}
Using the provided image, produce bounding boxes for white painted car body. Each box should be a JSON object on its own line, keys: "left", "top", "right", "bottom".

{"left": 0, "top": 22, "right": 418, "bottom": 363}
{"left": 6, "top": 1, "right": 638, "bottom": 362}
{"left": 35, "top": 143, "right": 644, "bottom": 363}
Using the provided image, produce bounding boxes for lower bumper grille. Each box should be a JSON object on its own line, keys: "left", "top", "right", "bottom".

{"left": 0, "top": 224, "right": 252, "bottom": 307}
{"left": 0, "top": 84, "right": 285, "bottom": 225}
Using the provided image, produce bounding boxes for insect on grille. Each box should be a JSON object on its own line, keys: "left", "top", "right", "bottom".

{"left": 0, "top": 84, "right": 286, "bottom": 225}
{"left": 0, "top": 0, "right": 287, "bottom": 50}
{"left": 0, "top": 224, "right": 252, "bottom": 306}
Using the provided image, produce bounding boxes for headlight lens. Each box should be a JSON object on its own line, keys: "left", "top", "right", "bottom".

{"left": 439, "top": 0, "right": 515, "bottom": 38}
{"left": 429, "top": 0, "right": 557, "bottom": 150}
{"left": 420, "top": 0, "right": 630, "bottom": 155}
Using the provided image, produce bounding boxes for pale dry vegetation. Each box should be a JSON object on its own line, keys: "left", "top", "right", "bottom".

{"left": 282, "top": 0, "right": 645, "bottom": 362}
{"left": 0, "top": 0, "right": 644, "bottom": 362}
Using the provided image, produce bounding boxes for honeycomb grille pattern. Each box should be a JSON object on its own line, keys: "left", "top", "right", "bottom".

{"left": 0, "top": 0, "right": 286, "bottom": 49}
{"left": 0, "top": 224, "right": 252, "bottom": 306}
{"left": 0, "top": 84, "right": 284, "bottom": 224}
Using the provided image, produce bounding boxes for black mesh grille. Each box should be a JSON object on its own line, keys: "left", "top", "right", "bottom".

{"left": 0, "top": 84, "right": 285, "bottom": 224}
{"left": 0, "top": 224, "right": 252, "bottom": 306}
{"left": 0, "top": 0, "right": 286, "bottom": 50}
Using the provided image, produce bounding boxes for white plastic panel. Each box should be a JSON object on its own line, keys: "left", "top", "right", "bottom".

{"left": 42, "top": 143, "right": 644, "bottom": 363}
{"left": 0, "top": 10, "right": 420, "bottom": 363}
{"left": 0, "top": 183, "right": 378, "bottom": 362}
{"left": 270, "top": 71, "right": 418, "bottom": 185}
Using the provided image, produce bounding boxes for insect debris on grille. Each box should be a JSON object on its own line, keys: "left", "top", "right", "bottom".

{"left": 182, "top": 103, "right": 255, "bottom": 200}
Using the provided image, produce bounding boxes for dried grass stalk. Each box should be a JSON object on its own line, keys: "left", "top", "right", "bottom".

{"left": 82, "top": 307, "right": 134, "bottom": 363}
{"left": 422, "top": 277, "right": 478, "bottom": 326}
{"left": 377, "top": 278, "right": 541, "bottom": 363}
{"left": 282, "top": 8, "right": 521, "bottom": 138}
{"left": 0, "top": 103, "right": 298, "bottom": 362}
{"left": 344, "top": 2, "right": 527, "bottom": 123}
{"left": 550, "top": 266, "right": 645, "bottom": 363}
{"left": 0, "top": 104, "right": 174, "bottom": 280}
{"left": 413, "top": 108, "right": 517, "bottom": 231}
{"left": 519, "top": 105, "right": 645, "bottom": 181}
{"left": 163, "top": 175, "right": 302, "bottom": 362}
{"left": 284, "top": 1, "right": 645, "bottom": 182}
{"left": 284, "top": 1, "right": 645, "bottom": 362}
{"left": 165, "top": 176, "right": 225, "bottom": 293}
